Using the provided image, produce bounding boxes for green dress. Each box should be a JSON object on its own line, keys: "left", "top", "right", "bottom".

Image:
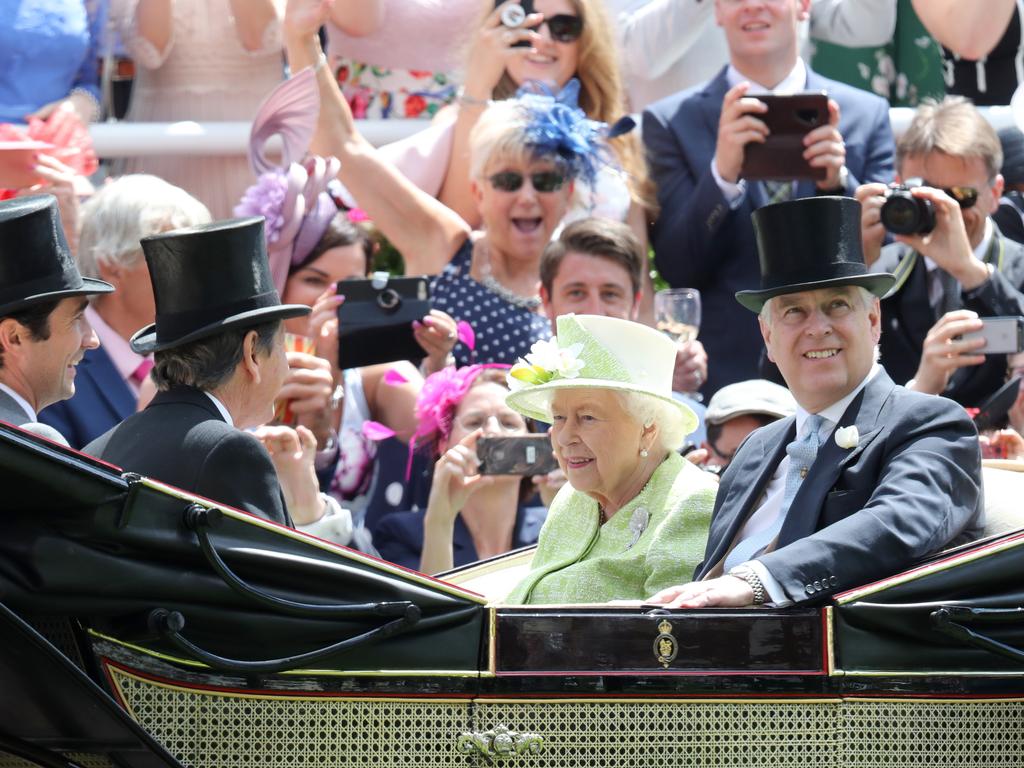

{"left": 506, "top": 452, "right": 718, "bottom": 605}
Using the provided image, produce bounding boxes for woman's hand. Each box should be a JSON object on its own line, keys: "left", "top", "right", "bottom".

{"left": 428, "top": 429, "right": 495, "bottom": 519}
{"left": 14, "top": 155, "right": 84, "bottom": 254}
{"left": 414, "top": 309, "right": 458, "bottom": 376}
{"left": 308, "top": 283, "right": 345, "bottom": 376}
{"left": 253, "top": 424, "right": 325, "bottom": 525}
{"left": 279, "top": 350, "right": 336, "bottom": 447}
{"left": 672, "top": 339, "right": 708, "bottom": 394}
{"left": 26, "top": 94, "right": 96, "bottom": 126}
{"left": 532, "top": 466, "right": 566, "bottom": 507}
{"left": 461, "top": 3, "right": 543, "bottom": 101}
{"left": 284, "top": 0, "right": 334, "bottom": 41}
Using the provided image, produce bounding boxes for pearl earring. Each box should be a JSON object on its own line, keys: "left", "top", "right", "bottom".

{"left": 640, "top": 448, "right": 649, "bottom": 458}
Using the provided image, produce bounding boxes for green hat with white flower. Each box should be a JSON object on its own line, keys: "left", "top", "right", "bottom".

{"left": 505, "top": 314, "right": 698, "bottom": 434}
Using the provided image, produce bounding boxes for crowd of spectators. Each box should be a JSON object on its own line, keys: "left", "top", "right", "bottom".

{"left": 3, "top": 0, "right": 1024, "bottom": 587}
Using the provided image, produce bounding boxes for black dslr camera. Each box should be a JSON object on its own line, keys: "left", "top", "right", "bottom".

{"left": 880, "top": 178, "right": 936, "bottom": 235}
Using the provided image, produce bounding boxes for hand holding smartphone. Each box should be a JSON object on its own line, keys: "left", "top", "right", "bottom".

{"left": 959, "top": 316, "right": 1024, "bottom": 355}
{"left": 740, "top": 92, "right": 829, "bottom": 181}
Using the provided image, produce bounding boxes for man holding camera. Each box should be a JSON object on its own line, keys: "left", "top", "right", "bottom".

{"left": 858, "top": 96, "right": 1024, "bottom": 407}
{"left": 643, "top": 0, "right": 894, "bottom": 398}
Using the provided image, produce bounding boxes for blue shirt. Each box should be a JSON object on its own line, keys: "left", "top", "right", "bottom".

{"left": 0, "top": 0, "right": 104, "bottom": 123}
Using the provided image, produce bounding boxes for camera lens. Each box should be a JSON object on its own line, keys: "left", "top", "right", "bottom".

{"left": 880, "top": 190, "right": 936, "bottom": 235}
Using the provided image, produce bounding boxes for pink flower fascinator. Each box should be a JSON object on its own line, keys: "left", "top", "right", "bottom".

{"left": 412, "top": 364, "right": 511, "bottom": 454}
{"left": 235, "top": 67, "right": 341, "bottom": 294}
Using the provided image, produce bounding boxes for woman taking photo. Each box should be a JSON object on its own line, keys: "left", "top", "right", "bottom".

{"left": 504, "top": 315, "right": 718, "bottom": 603}
{"left": 374, "top": 365, "right": 547, "bottom": 573}
{"left": 283, "top": 0, "right": 616, "bottom": 366}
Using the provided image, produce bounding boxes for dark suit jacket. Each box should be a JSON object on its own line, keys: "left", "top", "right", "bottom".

{"left": 374, "top": 505, "right": 547, "bottom": 572}
{"left": 873, "top": 228, "right": 1024, "bottom": 407}
{"left": 38, "top": 345, "right": 136, "bottom": 449}
{"left": 696, "top": 371, "right": 983, "bottom": 603}
{"left": 643, "top": 66, "right": 895, "bottom": 396}
{"left": 85, "top": 387, "right": 292, "bottom": 526}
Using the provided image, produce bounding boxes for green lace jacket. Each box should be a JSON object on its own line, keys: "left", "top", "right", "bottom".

{"left": 505, "top": 452, "right": 718, "bottom": 604}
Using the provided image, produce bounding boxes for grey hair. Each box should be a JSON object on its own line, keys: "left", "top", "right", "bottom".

{"left": 151, "top": 320, "right": 280, "bottom": 393}
{"left": 758, "top": 286, "right": 877, "bottom": 323}
{"left": 77, "top": 175, "right": 211, "bottom": 279}
{"left": 615, "top": 391, "right": 693, "bottom": 454}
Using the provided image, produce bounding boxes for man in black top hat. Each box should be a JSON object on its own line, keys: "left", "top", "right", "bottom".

{"left": 649, "top": 197, "right": 983, "bottom": 608}
{"left": 85, "top": 218, "right": 341, "bottom": 530}
{"left": 0, "top": 195, "right": 113, "bottom": 442}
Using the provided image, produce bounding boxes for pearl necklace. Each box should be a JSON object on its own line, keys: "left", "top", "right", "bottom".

{"left": 476, "top": 241, "right": 542, "bottom": 311}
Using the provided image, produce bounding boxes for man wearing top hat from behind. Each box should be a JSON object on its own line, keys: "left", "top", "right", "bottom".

{"left": 0, "top": 195, "right": 113, "bottom": 443}
{"left": 86, "top": 217, "right": 339, "bottom": 530}
{"left": 649, "top": 197, "right": 984, "bottom": 609}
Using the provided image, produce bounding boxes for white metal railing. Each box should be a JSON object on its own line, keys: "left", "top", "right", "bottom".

{"left": 87, "top": 107, "right": 1018, "bottom": 159}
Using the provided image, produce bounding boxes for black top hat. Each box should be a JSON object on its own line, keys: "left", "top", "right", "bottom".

{"left": 0, "top": 195, "right": 113, "bottom": 316}
{"left": 735, "top": 196, "right": 896, "bottom": 312}
{"left": 130, "top": 217, "right": 311, "bottom": 354}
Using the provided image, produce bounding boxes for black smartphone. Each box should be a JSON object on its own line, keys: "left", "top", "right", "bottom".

{"left": 336, "top": 274, "right": 430, "bottom": 370}
{"left": 961, "top": 316, "right": 1024, "bottom": 355}
{"left": 496, "top": 0, "right": 535, "bottom": 47}
{"left": 973, "top": 376, "right": 1021, "bottom": 432}
{"left": 741, "top": 92, "right": 829, "bottom": 182}
{"left": 478, "top": 435, "right": 558, "bottom": 476}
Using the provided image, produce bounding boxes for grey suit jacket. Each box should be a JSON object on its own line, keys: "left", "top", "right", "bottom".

{"left": 0, "top": 388, "right": 69, "bottom": 445}
{"left": 696, "top": 371, "right": 984, "bottom": 603}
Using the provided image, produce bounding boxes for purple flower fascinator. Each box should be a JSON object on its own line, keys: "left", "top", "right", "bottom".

{"left": 234, "top": 67, "right": 341, "bottom": 295}
{"left": 516, "top": 78, "right": 616, "bottom": 188}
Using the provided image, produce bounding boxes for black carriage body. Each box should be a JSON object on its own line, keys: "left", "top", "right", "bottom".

{"left": 1, "top": 422, "right": 1023, "bottom": 768}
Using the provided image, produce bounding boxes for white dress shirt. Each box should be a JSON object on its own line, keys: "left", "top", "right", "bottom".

{"left": 737, "top": 364, "right": 882, "bottom": 605}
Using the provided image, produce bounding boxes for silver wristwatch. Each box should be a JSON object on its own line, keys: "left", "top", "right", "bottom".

{"left": 728, "top": 565, "right": 766, "bottom": 605}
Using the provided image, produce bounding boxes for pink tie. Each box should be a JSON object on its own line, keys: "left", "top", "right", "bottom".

{"left": 132, "top": 358, "right": 154, "bottom": 385}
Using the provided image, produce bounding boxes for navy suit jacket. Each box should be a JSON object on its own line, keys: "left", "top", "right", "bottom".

{"left": 374, "top": 505, "right": 547, "bottom": 572}
{"left": 643, "top": 66, "right": 895, "bottom": 395}
{"left": 85, "top": 386, "right": 292, "bottom": 527}
{"left": 38, "top": 345, "right": 136, "bottom": 449}
{"left": 696, "top": 371, "right": 983, "bottom": 603}
{"left": 873, "top": 228, "right": 1024, "bottom": 407}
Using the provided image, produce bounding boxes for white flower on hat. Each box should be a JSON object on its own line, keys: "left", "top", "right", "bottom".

{"left": 835, "top": 425, "right": 859, "bottom": 450}
{"left": 508, "top": 339, "right": 585, "bottom": 390}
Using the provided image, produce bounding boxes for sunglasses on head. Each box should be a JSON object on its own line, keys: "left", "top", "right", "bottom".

{"left": 488, "top": 170, "right": 567, "bottom": 193}
{"left": 921, "top": 181, "right": 980, "bottom": 209}
{"left": 530, "top": 14, "right": 584, "bottom": 42}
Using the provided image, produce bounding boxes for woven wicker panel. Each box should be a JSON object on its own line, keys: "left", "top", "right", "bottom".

{"left": 111, "top": 668, "right": 473, "bottom": 767}
{"left": 0, "top": 752, "right": 115, "bottom": 768}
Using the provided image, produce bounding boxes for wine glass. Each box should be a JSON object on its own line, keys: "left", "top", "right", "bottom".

{"left": 654, "top": 288, "right": 703, "bottom": 399}
{"left": 654, "top": 288, "right": 701, "bottom": 345}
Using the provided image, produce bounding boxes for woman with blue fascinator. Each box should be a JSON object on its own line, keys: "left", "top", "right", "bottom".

{"left": 282, "top": 0, "right": 620, "bottom": 369}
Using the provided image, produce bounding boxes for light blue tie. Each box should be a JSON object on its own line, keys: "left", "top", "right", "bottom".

{"left": 761, "top": 180, "right": 795, "bottom": 205}
{"left": 723, "top": 414, "right": 825, "bottom": 571}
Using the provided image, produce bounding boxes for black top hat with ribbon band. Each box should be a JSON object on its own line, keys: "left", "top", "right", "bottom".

{"left": 735, "top": 196, "right": 896, "bottom": 312}
{"left": 0, "top": 195, "right": 113, "bottom": 316}
{"left": 130, "top": 217, "right": 311, "bottom": 355}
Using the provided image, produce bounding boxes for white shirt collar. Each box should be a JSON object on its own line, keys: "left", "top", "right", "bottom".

{"left": 204, "top": 392, "right": 234, "bottom": 427}
{"left": 725, "top": 57, "right": 807, "bottom": 95}
{"left": 923, "top": 217, "right": 994, "bottom": 274}
{"left": 0, "top": 382, "right": 36, "bottom": 422}
{"left": 794, "top": 362, "right": 881, "bottom": 437}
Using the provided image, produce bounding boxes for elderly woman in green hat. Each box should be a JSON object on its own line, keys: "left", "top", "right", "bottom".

{"left": 504, "top": 314, "right": 718, "bottom": 604}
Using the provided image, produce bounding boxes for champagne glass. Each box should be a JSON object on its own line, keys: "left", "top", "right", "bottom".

{"left": 654, "top": 288, "right": 701, "bottom": 345}
{"left": 655, "top": 288, "right": 703, "bottom": 400}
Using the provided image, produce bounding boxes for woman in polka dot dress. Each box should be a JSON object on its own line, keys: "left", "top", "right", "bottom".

{"left": 284, "top": 0, "right": 612, "bottom": 368}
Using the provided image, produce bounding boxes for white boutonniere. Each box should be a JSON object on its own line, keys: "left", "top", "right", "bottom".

{"left": 834, "top": 425, "right": 859, "bottom": 450}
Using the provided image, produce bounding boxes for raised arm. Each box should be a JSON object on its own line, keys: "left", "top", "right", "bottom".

{"left": 809, "top": 0, "right": 896, "bottom": 49}
{"left": 613, "top": 0, "right": 715, "bottom": 81}
{"left": 283, "top": 0, "right": 469, "bottom": 276}
{"left": 911, "top": 0, "right": 1017, "bottom": 61}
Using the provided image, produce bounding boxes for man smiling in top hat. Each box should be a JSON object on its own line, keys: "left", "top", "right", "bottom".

{"left": 86, "top": 217, "right": 341, "bottom": 530}
{"left": 0, "top": 195, "right": 113, "bottom": 441}
{"left": 649, "top": 196, "right": 983, "bottom": 608}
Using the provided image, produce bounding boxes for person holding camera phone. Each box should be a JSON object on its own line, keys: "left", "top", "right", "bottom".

{"left": 235, "top": 71, "right": 463, "bottom": 550}
{"left": 373, "top": 365, "right": 548, "bottom": 575}
{"left": 858, "top": 96, "right": 1024, "bottom": 407}
{"left": 642, "top": 0, "right": 894, "bottom": 399}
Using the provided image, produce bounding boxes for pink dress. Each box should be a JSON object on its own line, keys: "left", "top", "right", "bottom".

{"left": 111, "top": 0, "right": 285, "bottom": 218}
{"left": 326, "top": 0, "right": 480, "bottom": 120}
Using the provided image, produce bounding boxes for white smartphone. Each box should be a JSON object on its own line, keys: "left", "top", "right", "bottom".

{"left": 961, "top": 316, "right": 1024, "bottom": 355}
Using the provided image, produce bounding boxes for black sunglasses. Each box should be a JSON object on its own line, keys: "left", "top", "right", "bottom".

{"left": 530, "top": 14, "right": 584, "bottom": 43}
{"left": 921, "top": 181, "right": 980, "bottom": 209}
{"left": 488, "top": 170, "right": 567, "bottom": 193}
